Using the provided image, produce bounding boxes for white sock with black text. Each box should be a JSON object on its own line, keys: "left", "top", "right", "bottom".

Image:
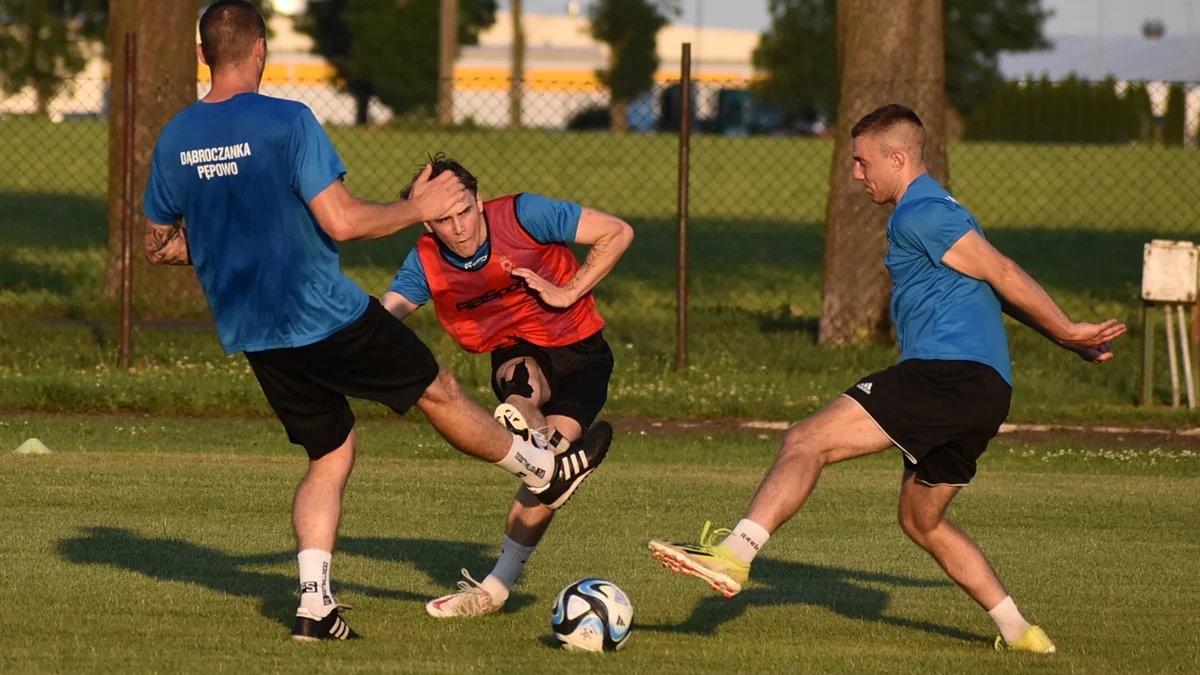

{"left": 495, "top": 436, "right": 556, "bottom": 490}
{"left": 298, "top": 549, "right": 335, "bottom": 618}
{"left": 988, "top": 595, "right": 1032, "bottom": 644}
{"left": 720, "top": 519, "right": 771, "bottom": 565}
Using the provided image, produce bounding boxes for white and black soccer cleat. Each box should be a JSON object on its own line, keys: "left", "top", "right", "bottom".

{"left": 528, "top": 420, "right": 613, "bottom": 510}
{"left": 291, "top": 607, "right": 360, "bottom": 642}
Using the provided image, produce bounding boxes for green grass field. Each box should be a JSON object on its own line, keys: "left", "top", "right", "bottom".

{"left": 2, "top": 117, "right": 1200, "bottom": 423}
{"left": 3, "top": 415, "right": 1199, "bottom": 673}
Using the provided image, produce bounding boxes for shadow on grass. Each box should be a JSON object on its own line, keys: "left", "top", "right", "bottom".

{"left": 0, "top": 192, "right": 106, "bottom": 250}
{"left": 0, "top": 255, "right": 77, "bottom": 295}
{"left": 58, "top": 526, "right": 533, "bottom": 632}
{"left": 640, "top": 556, "right": 989, "bottom": 645}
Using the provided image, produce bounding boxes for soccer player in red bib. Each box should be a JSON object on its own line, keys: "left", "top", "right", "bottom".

{"left": 380, "top": 156, "right": 634, "bottom": 618}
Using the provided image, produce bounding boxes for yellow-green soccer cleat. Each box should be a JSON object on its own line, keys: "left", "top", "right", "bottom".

{"left": 648, "top": 521, "right": 750, "bottom": 598}
{"left": 994, "top": 625, "right": 1057, "bottom": 654}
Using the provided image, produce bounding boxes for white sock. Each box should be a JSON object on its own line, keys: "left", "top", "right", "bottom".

{"left": 720, "top": 519, "right": 771, "bottom": 565}
{"left": 297, "top": 549, "right": 335, "bottom": 617}
{"left": 485, "top": 536, "right": 536, "bottom": 600}
{"left": 495, "top": 436, "right": 556, "bottom": 490}
{"left": 987, "top": 595, "right": 1032, "bottom": 643}
{"left": 480, "top": 576, "right": 511, "bottom": 605}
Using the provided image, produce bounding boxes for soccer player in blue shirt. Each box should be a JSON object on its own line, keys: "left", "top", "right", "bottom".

{"left": 647, "top": 104, "right": 1127, "bottom": 654}
{"left": 142, "top": 0, "right": 612, "bottom": 642}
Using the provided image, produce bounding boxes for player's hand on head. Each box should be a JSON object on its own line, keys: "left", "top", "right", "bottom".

{"left": 407, "top": 163, "right": 468, "bottom": 222}
{"left": 511, "top": 267, "right": 576, "bottom": 308}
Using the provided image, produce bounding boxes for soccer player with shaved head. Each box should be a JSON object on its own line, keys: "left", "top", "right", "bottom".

{"left": 647, "top": 104, "right": 1127, "bottom": 654}
{"left": 141, "top": 0, "right": 612, "bottom": 642}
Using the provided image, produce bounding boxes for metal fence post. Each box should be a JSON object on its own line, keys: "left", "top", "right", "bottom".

{"left": 119, "top": 31, "right": 137, "bottom": 369}
{"left": 675, "top": 43, "right": 692, "bottom": 374}
{"left": 438, "top": 0, "right": 458, "bottom": 127}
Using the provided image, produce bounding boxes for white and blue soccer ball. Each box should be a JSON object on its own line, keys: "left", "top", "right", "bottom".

{"left": 550, "top": 578, "right": 634, "bottom": 652}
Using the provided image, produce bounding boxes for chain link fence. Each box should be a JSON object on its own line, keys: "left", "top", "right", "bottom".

{"left": 3, "top": 72, "right": 1200, "bottom": 414}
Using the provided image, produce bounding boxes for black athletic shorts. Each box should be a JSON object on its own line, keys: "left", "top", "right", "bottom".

{"left": 843, "top": 359, "right": 1011, "bottom": 487}
{"left": 489, "top": 330, "right": 614, "bottom": 429}
{"left": 244, "top": 297, "right": 439, "bottom": 461}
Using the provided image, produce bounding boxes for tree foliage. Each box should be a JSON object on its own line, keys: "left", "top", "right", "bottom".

{"left": 753, "top": 0, "right": 1052, "bottom": 121}
{"left": 0, "top": 0, "right": 106, "bottom": 114}
{"left": 1164, "top": 82, "right": 1187, "bottom": 147}
{"left": 0, "top": 0, "right": 276, "bottom": 117}
{"left": 967, "top": 75, "right": 1161, "bottom": 144}
{"left": 297, "top": 0, "right": 497, "bottom": 124}
{"left": 588, "top": 0, "right": 678, "bottom": 132}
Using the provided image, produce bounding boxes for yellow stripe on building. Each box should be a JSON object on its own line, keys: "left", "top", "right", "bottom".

{"left": 199, "top": 63, "right": 755, "bottom": 91}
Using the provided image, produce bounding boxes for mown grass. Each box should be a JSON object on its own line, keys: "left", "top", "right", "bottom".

{"left": 2, "top": 415, "right": 1199, "bottom": 674}
{"left": 2, "top": 118, "right": 1199, "bottom": 423}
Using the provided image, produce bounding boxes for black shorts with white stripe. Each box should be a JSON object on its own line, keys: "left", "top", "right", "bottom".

{"left": 843, "top": 359, "right": 1012, "bottom": 487}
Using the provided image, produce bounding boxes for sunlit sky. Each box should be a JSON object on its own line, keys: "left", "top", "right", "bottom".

{"left": 502, "top": 1, "right": 1200, "bottom": 38}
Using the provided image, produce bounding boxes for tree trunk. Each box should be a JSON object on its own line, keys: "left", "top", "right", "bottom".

{"left": 609, "top": 99, "right": 629, "bottom": 133}
{"left": 35, "top": 83, "right": 52, "bottom": 117}
{"left": 508, "top": 0, "right": 524, "bottom": 130}
{"left": 819, "top": 0, "right": 948, "bottom": 346}
{"left": 104, "top": 0, "right": 203, "bottom": 312}
{"left": 354, "top": 90, "right": 370, "bottom": 126}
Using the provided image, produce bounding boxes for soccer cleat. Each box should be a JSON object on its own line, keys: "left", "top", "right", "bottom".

{"left": 527, "top": 420, "right": 613, "bottom": 510}
{"left": 291, "top": 606, "right": 360, "bottom": 642}
{"left": 648, "top": 521, "right": 751, "bottom": 598}
{"left": 494, "top": 403, "right": 568, "bottom": 454}
{"left": 425, "top": 569, "right": 504, "bottom": 618}
{"left": 994, "top": 625, "right": 1056, "bottom": 654}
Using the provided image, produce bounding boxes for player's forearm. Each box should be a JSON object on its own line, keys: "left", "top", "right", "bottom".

{"left": 145, "top": 221, "right": 192, "bottom": 266}
{"left": 991, "top": 263, "right": 1074, "bottom": 344}
{"left": 336, "top": 198, "right": 426, "bottom": 241}
{"left": 563, "top": 224, "right": 633, "bottom": 302}
{"left": 379, "top": 291, "right": 419, "bottom": 321}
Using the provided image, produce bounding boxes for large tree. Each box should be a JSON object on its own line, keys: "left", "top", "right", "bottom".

{"left": 588, "top": 0, "right": 678, "bottom": 133}
{"left": 296, "top": 0, "right": 496, "bottom": 125}
{"left": 819, "top": 0, "right": 950, "bottom": 346}
{"left": 0, "top": 0, "right": 106, "bottom": 116}
{"left": 104, "top": 0, "right": 203, "bottom": 306}
{"left": 753, "top": 0, "right": 1052, "bottom": 122}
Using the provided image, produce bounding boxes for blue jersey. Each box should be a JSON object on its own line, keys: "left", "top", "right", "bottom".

{"left": 388, "top": 193, "right": 582, "bottom": 305}
{"left": 886, "top": 174, "right": 1012, "bottom": 385}
{"left": 143, "top": 93, "right": 368, "bottom": 354}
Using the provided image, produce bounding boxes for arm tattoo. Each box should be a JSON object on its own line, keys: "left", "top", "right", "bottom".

{"left": 564, "top": 239, "right": 607, "bottom": 295}
{"left": 145, "top": 222, "right": 193, "bottom": 266}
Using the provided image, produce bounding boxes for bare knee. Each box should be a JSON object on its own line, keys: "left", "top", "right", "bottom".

{"left": 898, "top": 505, "right": 941, "bottom": 545}
{"left": 779, "top": 421, "right": 834, "bottom": 465}
{"left": 496, "top": 357, "right": 549, "bottom": 407}
{"left": 418, "top": 365, "right": 462, "bottom": 408}
{"left": 306, "top": 429, "right": 357, "bottom": 483}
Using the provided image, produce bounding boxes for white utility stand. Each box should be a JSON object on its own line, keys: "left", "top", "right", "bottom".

{"left": 1140, "top": 240, "right": 1199, "bottom": 409}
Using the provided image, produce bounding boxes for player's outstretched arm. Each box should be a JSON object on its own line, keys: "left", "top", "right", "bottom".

{"left": 512, "top": 208, "right": 634, "bottom": 308}
{"left": 380, "top": 291, "right": 421, "bottom": 322}
{"left": 941, "top": 230, "right": 1127, "bottom": 364}
{"left": 309, "top": 165, "right": 467, "bottom": 242}
{"left": 144, "top": 217, "right": 192, "bottom": 266}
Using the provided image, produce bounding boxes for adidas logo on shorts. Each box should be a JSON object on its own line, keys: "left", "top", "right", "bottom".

{"left": 856, "top": 382, "right": 873, "bottom": 395}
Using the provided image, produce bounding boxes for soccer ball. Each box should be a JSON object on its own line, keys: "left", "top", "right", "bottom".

{"left": 550, "top": 578, "right": 634, "bottom": 652}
